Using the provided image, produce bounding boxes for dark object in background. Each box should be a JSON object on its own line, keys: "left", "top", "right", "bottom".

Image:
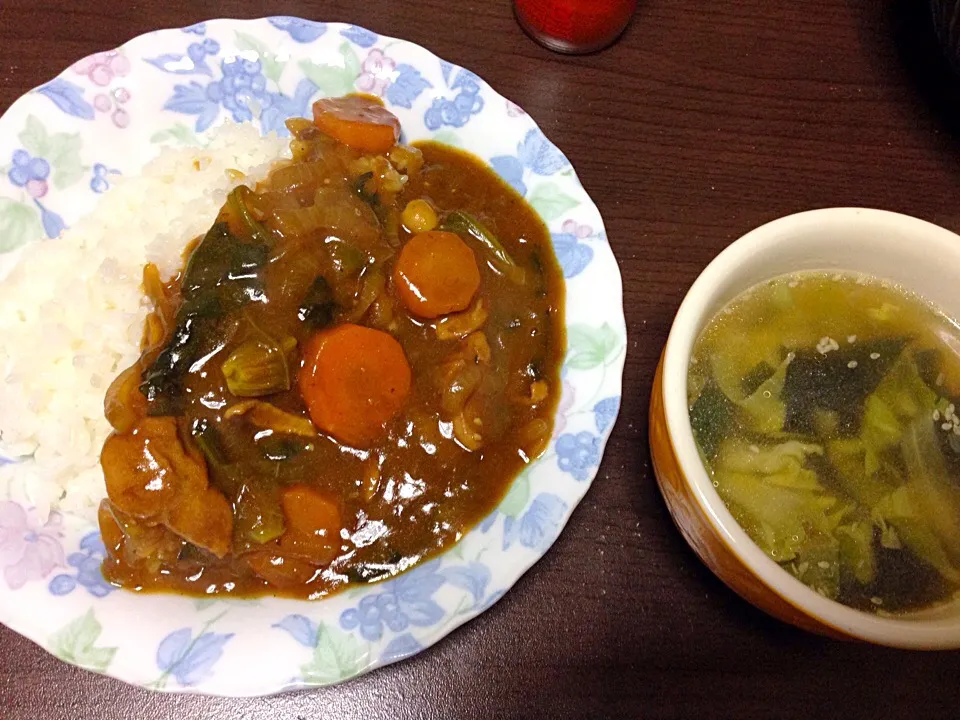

{"left": 513, "top": 0, "right": 637, "bottom": 54}
{"left": 931, "top": 0, "right": 960, "bottom": 71}
{"left": 889, "top": 0, "right": 960, "bottom": 142}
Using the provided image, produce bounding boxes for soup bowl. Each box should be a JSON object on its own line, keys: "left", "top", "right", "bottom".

{"left": 649, "top": 207, "right": 960, "bottom": 649}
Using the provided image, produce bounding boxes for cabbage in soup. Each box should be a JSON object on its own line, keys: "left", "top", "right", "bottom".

{"left": 688, "top": 271, "right": 960, "bottom": 614}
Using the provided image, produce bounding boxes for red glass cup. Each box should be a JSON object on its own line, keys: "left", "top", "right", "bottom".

{"left": 514, "top": 0, "right": 638, "bottom": 54}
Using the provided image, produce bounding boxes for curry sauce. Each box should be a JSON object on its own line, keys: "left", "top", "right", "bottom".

{"left": 98, "top": 97, "right": 565, "bottom": 598}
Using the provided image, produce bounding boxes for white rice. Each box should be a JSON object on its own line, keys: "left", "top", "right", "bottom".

{"left": 0, "top": 123, "right": 289, "bottom": 521}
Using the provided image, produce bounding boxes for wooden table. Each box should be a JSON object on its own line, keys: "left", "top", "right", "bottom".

{"left": 2, "top": 0, "right": 959, "bottom": 717}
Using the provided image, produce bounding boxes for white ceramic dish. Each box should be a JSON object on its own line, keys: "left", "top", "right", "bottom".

{"left": 654, "top": 207, "right": 960, "bottom": 649}
{"left": 0, "top": 17, "right": 625, "bottom": 693}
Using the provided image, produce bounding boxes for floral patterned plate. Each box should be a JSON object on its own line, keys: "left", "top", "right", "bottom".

{"left": 0, "top": 18, "right": 625, "bottom": 695}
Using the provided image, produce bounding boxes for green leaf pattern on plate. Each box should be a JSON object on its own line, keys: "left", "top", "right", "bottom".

{"left": 497, "top": 469, "right": 531, "bottom": 518}
{"left": 298, "top": 42, "right": 361, "bottom": 97}
{"left": 19, "top": 114, "right": 83, "bottom": 191}
{"left": 19, "top": 115, "right": 50, "bottom": 156}
{"left": 566, "top": 322, "right": 621, "bottom": 370}
{"left": 150, "top": 123, "right": 199, "bottom": 145}
{"left": 0, "top": 198, "right": 43, "bottom": 252}
{"left": 235, "top": 31, "right": 286, "bottom": 83}
{"left": 49, "top": 609, "right": 117, "bottom": 673}
{"left": 431, "top": 129, "right": 463, "bottom": 147}
{"left": 300, "top": 622, "right": 367, "bottom": 684}
{"left": 527, "top": 181, "right": 580, "bottom": 221}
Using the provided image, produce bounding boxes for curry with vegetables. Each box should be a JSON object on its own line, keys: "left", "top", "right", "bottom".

{"left": 98, "top": 95, "right": 564, "bottom": 597}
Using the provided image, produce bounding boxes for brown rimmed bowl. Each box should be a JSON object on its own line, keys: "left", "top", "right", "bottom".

{"left": 649, "top": 207, "right": 960, "bottom": 649}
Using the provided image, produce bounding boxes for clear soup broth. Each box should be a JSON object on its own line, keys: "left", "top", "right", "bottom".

{"left": 688, "top": 271, "right": 960, "bottom": 614}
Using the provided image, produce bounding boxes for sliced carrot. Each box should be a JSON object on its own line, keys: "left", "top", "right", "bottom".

{"left": 298, "top": 323, "right": 411, "bottom": 446}
{"left": 247, "top": 485, "right": 342, "bottom": 586}
{"left": 393, "top": 230, "right": 481, "bottom": 319}
{"left": 312, "top": 96, "right": 400, "bottom": 154}
{"left": 278, "top": 484, "right": 342, "bottom": 565}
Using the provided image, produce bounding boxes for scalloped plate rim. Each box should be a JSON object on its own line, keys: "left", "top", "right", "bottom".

{"left": 0, "top": 16, "right": 626, "bottom": 695}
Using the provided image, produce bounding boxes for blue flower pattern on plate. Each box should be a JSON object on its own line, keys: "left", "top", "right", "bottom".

{"left": 519, "top": 494, "right": 568, "bottom": 550}
{"left": 341, "top": 25, "right": 379, "bottom": 48}
{"left": 7, "top": 148, "right": 65, "bottom": 238}
{"left": 156, "top": 627, "right": 233, "bottom": 687}
{"left": 593, "top": 396, "right": 621, "bottom": 433}
{"left": 556, "top": 431, "right": 602, "bottom": 482}
{"left": 478, "top": 508, "right": 499, "bottom": 533}
{"left": 258, "top": 79, "right": 319, "bottom": 135}
{"left": 379, "top": 632, "right": 422, "bottom": 663}
{"left": 491, "top": 128, "right": 571, "bottom": 196}
{"left": 517, "top": 127, "right": 569, "bottom": 175}
{"left": 48, "top": 531, "right": 113, "bottom": 598}
{"left": 274, "top": 614, "right": 320, "bottom": 647}
{"left": 491, "top": 156, "right": 527, "bottom": 195}
{"left": 474, "top": 589, "right": 506, "bottom": 614}
{"left": 269, "top": 17, "right": 327, "bottom": 43}
{"left": 551, "top": 220, "right": 606, "bottom": 279}
{"left": 385, "top": 65, "right": 432, "bottom": 109}
{"left": 89, "top": 163, "right": 119, "bottom": 194}
{"left": 35, "top": 78, "right": 94, "bottom": 121}
{"left": 441, "top": 561, "right": 491, "bottom": 604}
{"left": 208, "top": 59, "right": 271, "bottom": 122}
{"left": 552, "top": 230, "right": 594, "bottom": 278}
{"left": 35, "top": 202, "right": 65, "bottom": 238}
{"left": 504, "top": 493, "right": 570, "bottom": 551}
{"left": 146, "top": 38, "right": 219, "bottom": 76}
{"left": 423, "top": 68, "right": 484, "bottom": 130}
{"left": 339, "top": 560, "right": 445, "bottom": 641}
{"left": 160, "top": 56, "right": 316, "bottom": 134}
{"left": 8, "top": 149, "right": 49, "bottom": 190}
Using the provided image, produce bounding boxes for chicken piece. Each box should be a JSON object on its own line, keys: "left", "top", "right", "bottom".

{"left": 100, "top": 416, "right": 233, "bottom": 557}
